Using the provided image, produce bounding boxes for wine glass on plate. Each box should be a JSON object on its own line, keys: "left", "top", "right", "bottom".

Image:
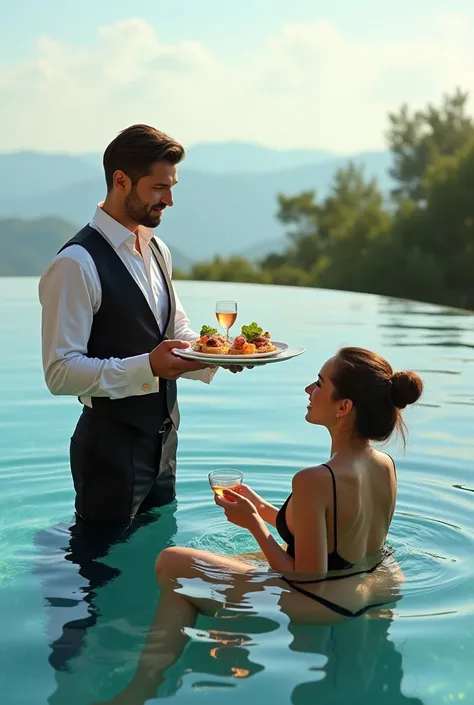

{"left": 215, "top": 301, "right": 237, "bottom": 342}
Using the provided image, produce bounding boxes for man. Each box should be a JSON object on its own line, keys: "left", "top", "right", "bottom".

{"left": 39, "top": 123, "right": 228, "bottom": 525}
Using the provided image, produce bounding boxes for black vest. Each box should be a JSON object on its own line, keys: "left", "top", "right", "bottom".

{"left": 59, "top": 225, "right": 179, "bottom": 436}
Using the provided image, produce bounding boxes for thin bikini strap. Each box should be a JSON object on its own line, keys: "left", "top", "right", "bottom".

{"left": 280, "top": 577, "right": 389, "bottom": 618}
{"left": 321, "top": 463, "right": 338, "bottom": 553}
{"left": 286, "top": 558, "right": 384, "bottom": 585}
{"left": 385, "top": 452, "right": 397, "bottom": 478}
{"left": 282, "top": 579, "right": 354, "bottom": 617}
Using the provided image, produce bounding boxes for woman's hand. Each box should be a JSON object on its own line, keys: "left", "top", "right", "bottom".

{"left": 238, "top": 483, "right": 264, "bottom": 505}
{"left": 235, "top": 484, "right": 279, "bottom": 528}
{"left": 214, "top": 489, "right": 261, "bottom": 531}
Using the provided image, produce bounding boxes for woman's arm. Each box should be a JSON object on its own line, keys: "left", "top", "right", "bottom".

{"left": 215, "top": 489, "right": 294, "bottom": 571}
{"left": 291, "top": 468, "right": 329, "bottom": 575}
{"left": 217, "top": 467, "right": 330, "bottom": 574}
{"left": 248, "top": 469, "right": 329, "bottom": 574}
{"left": 240, "top": 485, "right": 279, "bottom": 526}
{"left": 247, "top": 517, "right": 295, "bottom": 572}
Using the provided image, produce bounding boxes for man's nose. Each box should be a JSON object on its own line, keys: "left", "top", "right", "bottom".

{"left": 162, "top": 190, "right": 173, "bottom": 207}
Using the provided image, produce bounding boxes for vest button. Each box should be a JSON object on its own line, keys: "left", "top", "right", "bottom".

{"left": 141, "top": 383, "right": 152, "bottom": 392}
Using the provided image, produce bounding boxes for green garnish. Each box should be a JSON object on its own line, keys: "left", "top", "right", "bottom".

{"left": 200, "top": 325, "right": 218, "bottom": 337}
{"left": 241, "top": 322, "right": 263, "bottom": 341}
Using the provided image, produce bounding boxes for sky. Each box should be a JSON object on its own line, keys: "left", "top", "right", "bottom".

{"left": 1, "top": 0, "right": 473, "bottom": 154}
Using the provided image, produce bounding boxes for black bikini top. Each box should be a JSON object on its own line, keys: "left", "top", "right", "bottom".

{"left": 275, "top": 462, "right": 355, "bottom": 571}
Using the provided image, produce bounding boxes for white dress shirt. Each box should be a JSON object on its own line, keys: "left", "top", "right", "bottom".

{"left": 38, "top": 204, "right": 216, "bottom": 407}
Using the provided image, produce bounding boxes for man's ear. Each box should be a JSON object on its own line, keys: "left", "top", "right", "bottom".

{"left": 112, "top": 169, "right": 132, "bottom": 194}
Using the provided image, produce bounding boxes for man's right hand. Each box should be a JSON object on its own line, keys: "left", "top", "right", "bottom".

{"left": 148, "top": 339, "right": 212, "bottom": 379}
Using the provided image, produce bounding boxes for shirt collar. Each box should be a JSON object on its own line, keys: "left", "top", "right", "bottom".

{"left": 92, "top": 203, "right": 155, "bottom": 248}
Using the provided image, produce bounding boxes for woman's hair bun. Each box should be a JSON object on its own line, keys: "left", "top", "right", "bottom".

{"left": 390, "top": 371, "right": 424, "bottom": 409}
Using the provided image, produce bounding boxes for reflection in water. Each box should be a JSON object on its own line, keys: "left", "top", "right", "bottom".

{"left": 79, "top": 552, "right": 416, "bottom": 704}
{"left": 453, "top": 484, "right": 474, "bottom": 493}
{"left": 377, "top": 299, "right": 473, "bottom": 319}
{"left": 129, "top": 607, "right": 423, "bottom": 704}
{"left": 380, "top": 324, "right": 466, "bottom": 333}
{"left": 289, "top": 614, "right": 424, "bottom": 705}
{"left": 393, "top": 342, "right": 474, "bottom": 349}
{"left": 415, "top": 370, "right": 460, "bottom": 375}
{"left": 175, "top": 626, "right": 267, "bottom": 691}
{"left": 377, "top": 298, "right": 474, "bottom": 353}
{"left": 32, "top": 505, "right": 178, "bottom": 703}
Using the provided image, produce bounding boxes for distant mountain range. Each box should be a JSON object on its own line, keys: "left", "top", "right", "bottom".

{"left": 0, "top": 217, "right": 76, "bottom": 276}
{"left": 79, "top": 142, "right": 343, "bottom": 174}
{"left": 0, "top": 142, "right": 395, "bottom": 273}
{"left": 0, "top": 217, "right": 194, "bottom": 276}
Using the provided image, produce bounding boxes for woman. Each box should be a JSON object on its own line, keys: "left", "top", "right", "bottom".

{"left": 98, "top": 347, "right": 423, "bottom": 703}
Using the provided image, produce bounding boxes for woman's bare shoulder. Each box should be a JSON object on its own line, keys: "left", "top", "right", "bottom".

{"left": 291, "top": 466, "right": 334, "bottom": 511}
{"left": 372, "top": 449, "right": 397, "bottom": 473}
{"left": 292, "top": 464, "right": 334, "bottom": 489}
{"left": 370, "top": 450, "right": 398, "bottom": 502}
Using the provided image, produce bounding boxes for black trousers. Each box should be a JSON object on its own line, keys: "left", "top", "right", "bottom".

{"left": 70, "top": 407, "right": 178, "bottom": 523}
{"left": 34, "top": 504, "right": 179, "bottom": 675}
{"left": 33, "top": 407, "right": 180, "bottom": 675}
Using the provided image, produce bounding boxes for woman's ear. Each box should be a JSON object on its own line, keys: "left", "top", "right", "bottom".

{"left": 337, "top": 398, "right": 353, "bottom": 417}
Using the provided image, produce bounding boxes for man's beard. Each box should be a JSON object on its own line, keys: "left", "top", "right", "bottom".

{"left": 124, "top": 188, "right": 164, "bottom": 228}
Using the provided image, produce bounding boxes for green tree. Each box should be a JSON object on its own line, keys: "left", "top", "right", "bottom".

{"left": 260, "top": 191, "right": 321, "bottom": 274}
{"left": 387, "top": 87, "right": 474, "bottom": 203}
{"left": 190, "top": 255, "right": 269, "bottom": 283}
{"left": 172, "top": 267, "right": 188, "bottom": 280}
{"left": 353, "top": 138, "right": 474, "bottom": 309}
{"left": 413, "top": 138, "right": 474, "bottom": 308}
{"left": 264, "top": 163, "right": 390, "bottom": 293}
{"left": 266, "top": 265, "right": 310, "bottom": 287}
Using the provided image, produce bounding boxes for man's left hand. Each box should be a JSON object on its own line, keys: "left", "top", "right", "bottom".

{"left": 223, "top": 365, "right": 254, "bottom": 374}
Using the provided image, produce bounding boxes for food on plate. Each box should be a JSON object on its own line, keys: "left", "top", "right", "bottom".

{"left": 229, "top": 322, "right": 278, "bottom": 355}
{"left": 192, "top": 321, "right": 278, "bottom": 356}
{"left": 193, "top": 325, "right": 229, "bottom": 354}
{"left": 201, "top": 337, "right": 230, "bottom": 354}
{"left": 228, "top": 336, "right": 257, "bottom": 355}
{"left": 240, "top": 322, "right": 277, "bottom": 354}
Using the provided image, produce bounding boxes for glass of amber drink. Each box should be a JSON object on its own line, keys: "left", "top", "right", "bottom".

{"left": 208, "top": 469, "right": 243, "bottom": 500}
{"left": 215, "top": 301, "right": 237, "bottom": 342}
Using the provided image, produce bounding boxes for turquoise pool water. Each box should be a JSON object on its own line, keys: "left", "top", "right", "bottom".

{"left": 1, "top": 278, "right": 473, "bottom": 705}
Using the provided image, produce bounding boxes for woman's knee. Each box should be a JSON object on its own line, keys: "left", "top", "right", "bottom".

{"left": 155, "top": 546, "right": 192, "bottom": 582}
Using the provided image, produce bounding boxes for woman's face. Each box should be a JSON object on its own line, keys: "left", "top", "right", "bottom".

{"left": 305, "top": 356, "right": 345, "bottom": 426}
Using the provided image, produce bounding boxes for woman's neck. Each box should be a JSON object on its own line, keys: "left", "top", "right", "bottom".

{"left": 329, "top": 427, "right": 370, "bottom": 457}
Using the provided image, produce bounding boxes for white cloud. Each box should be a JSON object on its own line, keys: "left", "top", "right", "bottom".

{"left": 0, "top": 14, "right": 473, "bottom": 153}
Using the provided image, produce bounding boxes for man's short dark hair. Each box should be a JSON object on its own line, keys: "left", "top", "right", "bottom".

{"left": 103, "top": 124, "right": 185, "bottom": 191}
